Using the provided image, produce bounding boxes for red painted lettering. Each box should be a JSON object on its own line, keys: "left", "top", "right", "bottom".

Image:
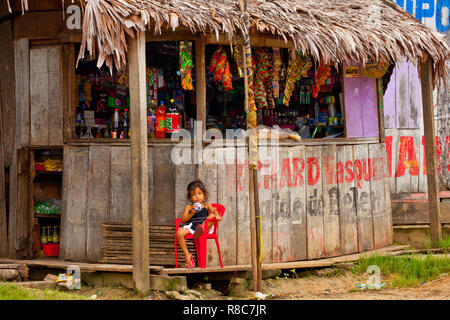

{"left": 362, "top": 158, "right": 372, "bottom": 181}
{"left": 354, "top": 159, "right": 363, "bottom": 189}
{"left": 395, "top": 136, "right": 418, "bottom": 177}
{"left": 345, "top": 160, "right": 354, "bottom": 183}
{"left": 323, "top": 156, "right": 335, "bottom": 185}
{"left": 385, "top": 136, "right": 393, "bottom": 177}
{"left": 335, "top": 161, "right": 345, "bottom": 183}
{"left": 292, "top": 158, "right": 305, "bottom": 186}
{"left": 279, "top": 158, "right": 292, "bottom": 188}
{"left": 307, "top": 157, "right": 320, "bottom": 186}
{"left": 447, "top": 136, "right": 450, "bottom": 173}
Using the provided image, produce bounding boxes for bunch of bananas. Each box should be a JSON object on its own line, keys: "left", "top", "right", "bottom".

{"left": 39, "top": 159, "right": 63, "bottom": 172}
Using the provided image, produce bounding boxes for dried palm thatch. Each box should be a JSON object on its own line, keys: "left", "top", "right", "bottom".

{"left": 7, "top": 0, "right": 449, "bottom": 85}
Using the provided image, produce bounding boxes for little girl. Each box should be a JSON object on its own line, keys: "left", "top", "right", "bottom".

{"left": 176, "top": 180, "right": 222, "bottom": 268}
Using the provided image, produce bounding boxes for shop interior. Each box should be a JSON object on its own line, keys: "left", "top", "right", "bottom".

{"left": 32, "top": 148, "right": 63, "bottom": 258}
{"left": 74, "top": 42, "right": 345, "bottom": 140}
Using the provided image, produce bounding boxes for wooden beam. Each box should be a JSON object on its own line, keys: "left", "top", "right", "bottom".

{"left": 205, "top": 33, "right": 292, "bottom": 48}
{"left": 391, "top": 201, "right": 450, "bottom": 225}
{"left": 128, "top": 30, "right": 150, "bottom": 293}
{"left": 146, "top": 30, "right": 197, "bottom": 42}
{"left": 419, "top": 59, "right": 442, "bottom": 243}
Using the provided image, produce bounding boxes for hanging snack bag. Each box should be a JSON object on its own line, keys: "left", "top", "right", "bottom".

{"left": 311, "top": 61, "right": 332, "bottom": 98}
{"left": 179, "top": 41, "right": 194, "bottom": 90}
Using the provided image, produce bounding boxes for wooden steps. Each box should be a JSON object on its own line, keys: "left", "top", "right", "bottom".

{"left": 100, "top": 223, "right": 196, "bottom": 267}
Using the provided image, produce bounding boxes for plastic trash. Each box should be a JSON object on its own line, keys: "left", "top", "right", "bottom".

{"left": 255, "top": 292, "right": 267, "bottom": 300}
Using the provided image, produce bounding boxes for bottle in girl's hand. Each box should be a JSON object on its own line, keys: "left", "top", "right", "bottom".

{"left": 194, "top": 202, "right": 202, "bottom": 211}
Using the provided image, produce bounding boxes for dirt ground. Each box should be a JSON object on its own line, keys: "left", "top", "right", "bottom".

{"left": 65, "top": 269, "right": 449, "bottom": 300}
{"left": 261, "top": 271, "right": 450, "bottom": 300}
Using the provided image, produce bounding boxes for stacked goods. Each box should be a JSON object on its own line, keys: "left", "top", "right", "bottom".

{"left": 100, "top": 223, "right": 197, "bottom": 266}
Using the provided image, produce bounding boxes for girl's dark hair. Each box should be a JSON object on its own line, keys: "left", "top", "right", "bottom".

{"left": 186, "top": 180, "right": 208, "bottom": 203}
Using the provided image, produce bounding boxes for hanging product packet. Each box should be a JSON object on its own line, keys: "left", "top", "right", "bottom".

{"left": 272, "top": 48, "right": 282, "bottom": 99}
{"left": 209, "top": 46, "right": 233, "bottom": 91}
{"left": 263, "top": 49, "right": 276, "bottom": 109}
{"left": 179, "top": 41, "right": 194, "bottom": 90}
{"left": 254, "top": 49, "right": 269, "bottom": 109}
{"left": 232, "top": 44, "right": 244, "bottom": 79}
{"left": 311, "top": 61, "right": 332, "bottom": 98}
{"left": 283, "top": 52, "right": 312, "bottom": 106}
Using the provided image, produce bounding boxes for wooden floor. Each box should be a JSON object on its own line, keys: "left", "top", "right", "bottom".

{"left": 0, "top": 245, "right": 408, "bottom": 276}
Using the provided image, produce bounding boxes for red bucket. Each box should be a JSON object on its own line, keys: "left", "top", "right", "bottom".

{"left": 42, "top": 243, "right": 60, "bottom": 257}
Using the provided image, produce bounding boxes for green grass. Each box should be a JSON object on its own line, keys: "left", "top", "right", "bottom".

{"left": 353, "top": 253, "right": 450, "bottom": 288}
{"left": 437, "top": 235, "right": 450, "bottom": 252}
{"left": 422, "top": 235, "right": 450, "bottom": 253}
{"left": 0, "top": 281, "right": 90, "bottom": 300}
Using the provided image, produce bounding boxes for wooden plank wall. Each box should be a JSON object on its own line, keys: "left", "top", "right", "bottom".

{"left": 30, "top": 46, "right": 63, "bottom": 146}
{"left": 383, "top": 56, "right": 449, "bottom": 192}
{"left": 62, "top": 142, "right": 393, "bottom": 264}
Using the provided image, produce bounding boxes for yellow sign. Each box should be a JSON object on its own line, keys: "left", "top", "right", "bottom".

{"left": 345, "top": 66, "right": 359, "bottom": 78}
{"left": 362, "top": 60, "right": 389, "bottom": 79}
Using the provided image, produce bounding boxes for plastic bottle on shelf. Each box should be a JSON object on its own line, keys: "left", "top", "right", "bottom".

{"left": 147, "top": 99, "right": 157, "bottom": 138}
{"left": 122, "top": 108, "right": 129, "bottom": 139}
{"left": 112, "top": 108, "right": 120, "bottom": 139}
{"left": 40, "top": 226, "right": 48, "bottom": 245}
{"left": 155, "top": 101, "right": 166, "bottom": 138}
{"left": 166, "top": 99, "right": 179, "bottom": 139}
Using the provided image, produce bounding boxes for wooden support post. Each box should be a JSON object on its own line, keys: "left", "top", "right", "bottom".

{"left": 419, "top": 59, "right": 442, "bottom": 244}
{"left": 128, "top": 30, "right": 150, "bottom": 293}
{"left": 195, "top": 35, "right": 206, "bottom": 179}
{"left": 248, "top": 164, "right": 259, "bottom": 291}
{"left": 0, "top": 87, "right": 7, "bottom": 258}
{"left": 376, "top": 78, "right": 386, "bottom": 143}
{"left": 240, "top": 0, "right": 261, "bottom": 292}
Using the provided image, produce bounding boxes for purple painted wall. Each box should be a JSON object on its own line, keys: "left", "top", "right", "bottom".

{"left": 383, "top": 61, "right": 422, "bottom": 129}
{"left": 343, "top": 63, "right": 379, "bottom": 138}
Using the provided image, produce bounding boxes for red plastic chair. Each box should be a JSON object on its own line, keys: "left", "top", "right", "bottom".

{"left": 174, "top": 203, "right": 225, "bottom": 268}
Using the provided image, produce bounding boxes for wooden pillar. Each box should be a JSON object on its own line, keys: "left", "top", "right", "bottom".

{"left": 195, "top": 35, "right": 206, "bottom": 179}
{"left": 376, "top": 78, "right": 386, "bottom": 143}
{"left": 419, "top": 59, "right": 442, "bottom": 244}
{"left": 128, "top": 31, "right": 150, "bottom": 293}
{"left": 0, "top": 88, "right": 7, "bottom": 257}
{"left": 241, "top": 45, "right": 258, "bottom": 291}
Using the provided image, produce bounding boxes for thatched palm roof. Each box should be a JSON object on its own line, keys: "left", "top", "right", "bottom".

{"left": 7, "top": 0, "right": 449, "bottom": 85}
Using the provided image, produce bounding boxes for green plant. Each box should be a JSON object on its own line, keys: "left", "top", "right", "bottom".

{"left": 0, "top": 281, "right": 89, "bottom": 300}
{"left": 353, "top": 253, "right": 450, "bottom": 288}
{"left": 290, "top": 269, "right": 298, "bottom": 278}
